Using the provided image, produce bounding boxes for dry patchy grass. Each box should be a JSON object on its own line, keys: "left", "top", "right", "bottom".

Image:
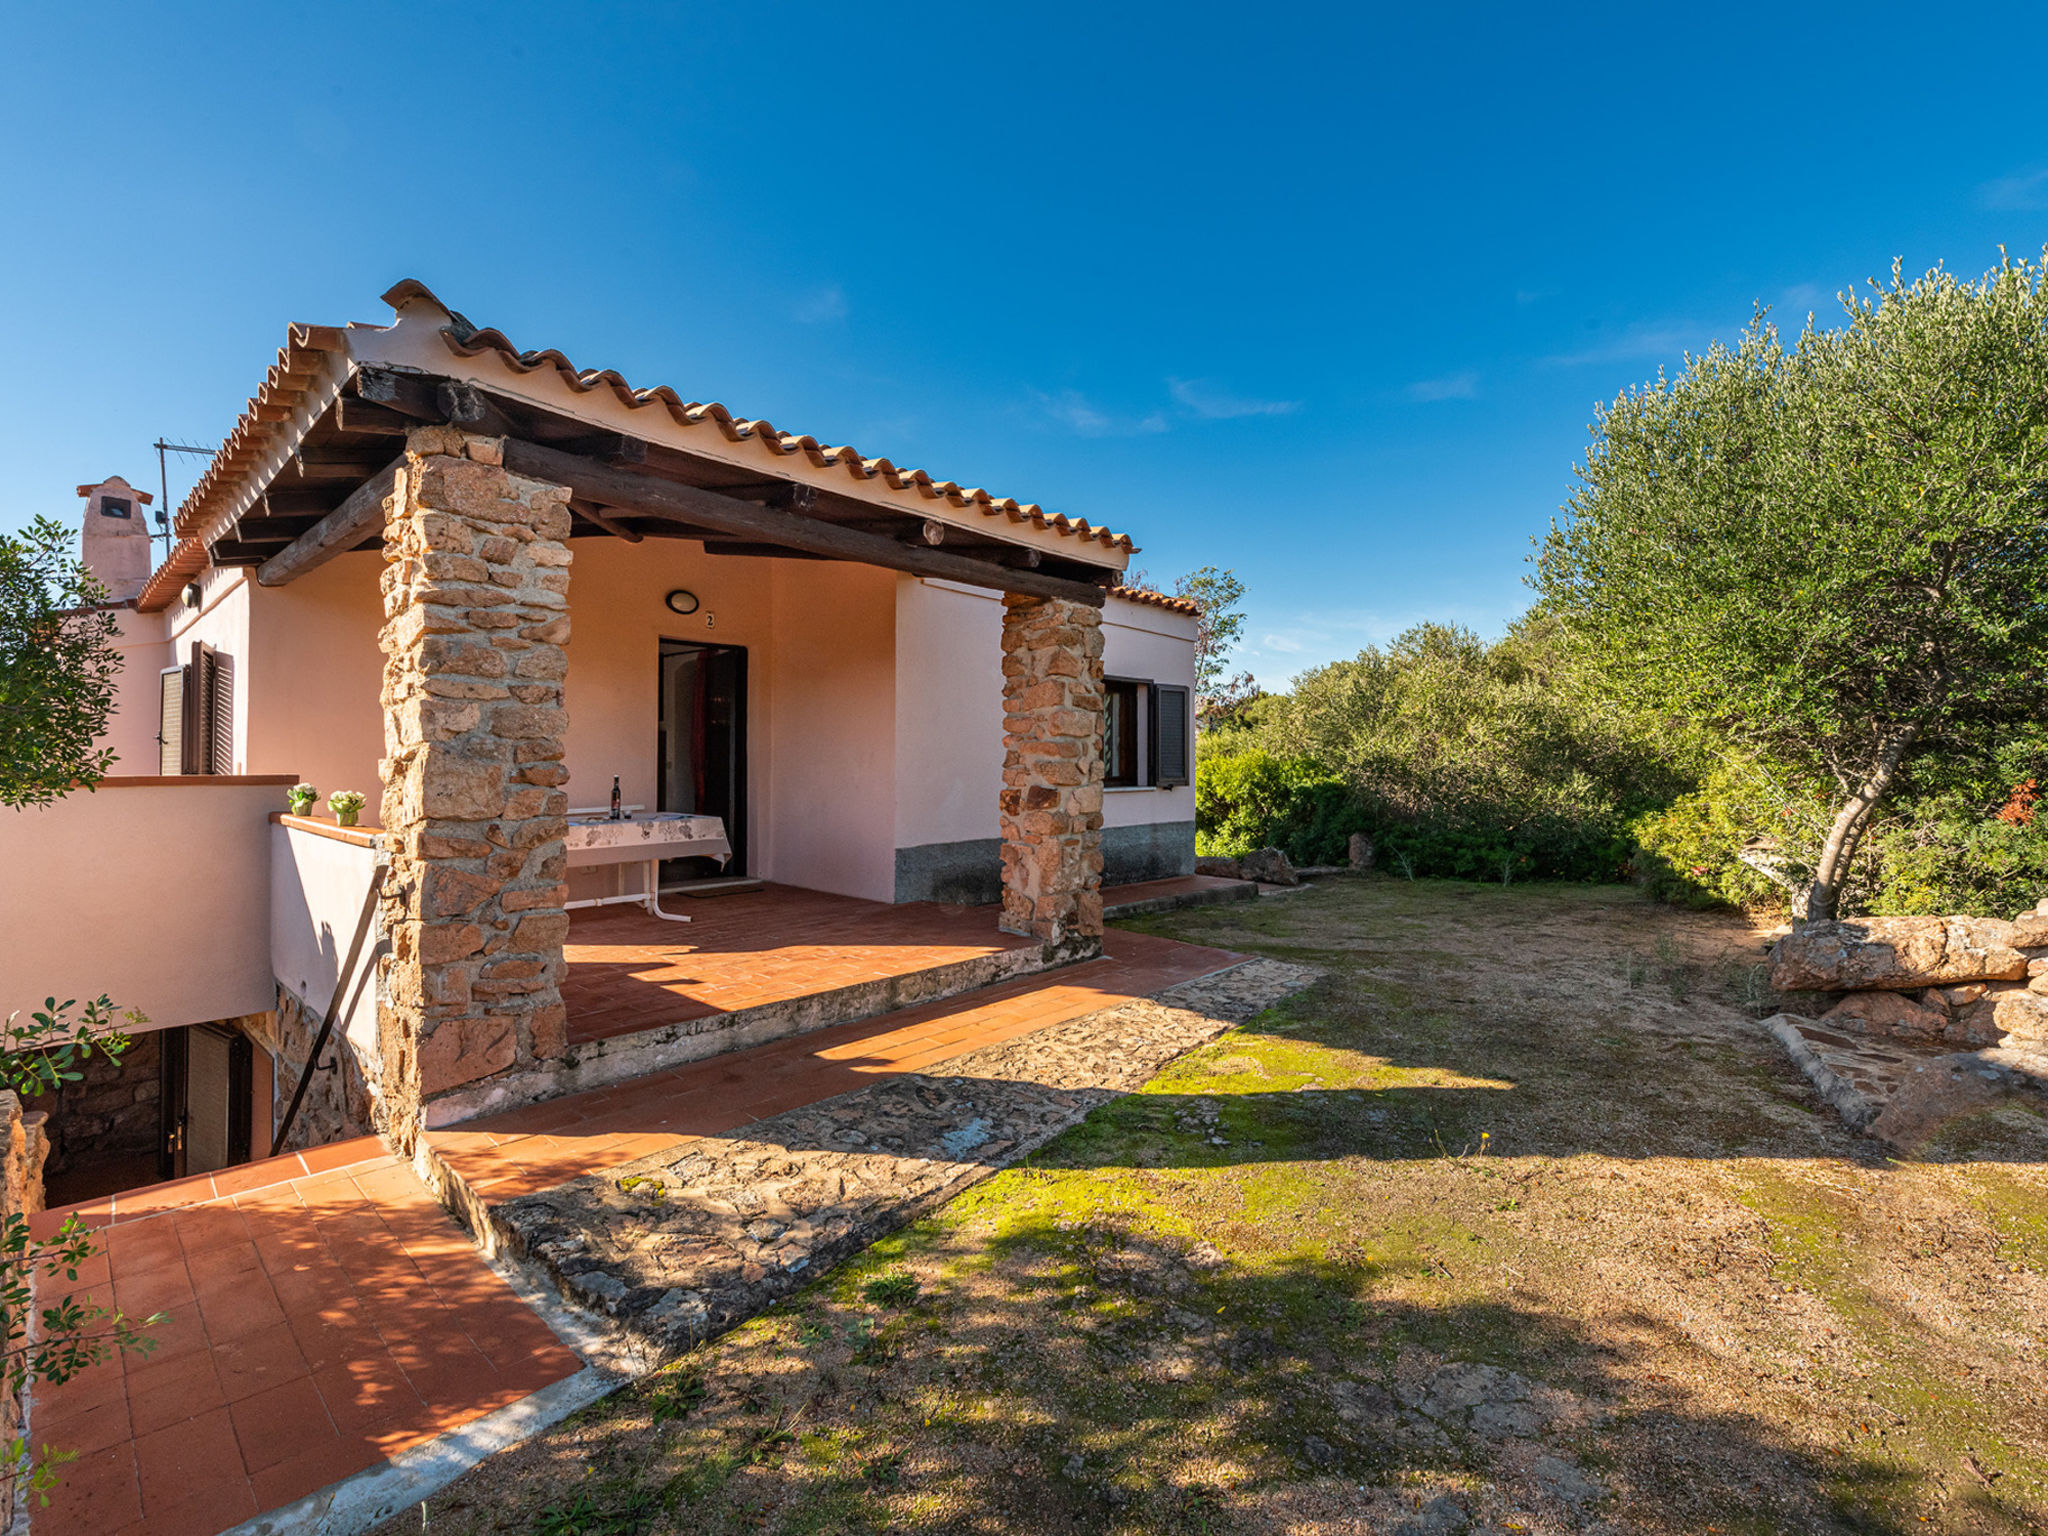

{"left": 387, "top": 880, "right": 2048, "bottom": 1535}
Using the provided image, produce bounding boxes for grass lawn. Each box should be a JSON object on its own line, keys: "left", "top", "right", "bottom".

{"left": 392, "top": 880, "right": 2048, "bottom": 1535}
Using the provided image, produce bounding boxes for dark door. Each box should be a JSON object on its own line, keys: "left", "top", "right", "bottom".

{"left": 162, "top": 1024, "right": 253, "bottom": 1179}
{"left": 657, "top": 639, "right": 747, "bottom": 880}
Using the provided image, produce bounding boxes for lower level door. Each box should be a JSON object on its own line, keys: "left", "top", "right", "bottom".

{"left": 165, "top": 1024, "right": 254, "bottom": 1179}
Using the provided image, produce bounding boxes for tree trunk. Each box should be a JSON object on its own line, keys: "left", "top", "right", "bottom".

{"left": 1803, "top": 727, "right": 1919, "bottom": 923}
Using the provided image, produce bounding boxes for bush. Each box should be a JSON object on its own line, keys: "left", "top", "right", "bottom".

{"left": 1202, "top": 622, "right": 1689, "bottom": 884}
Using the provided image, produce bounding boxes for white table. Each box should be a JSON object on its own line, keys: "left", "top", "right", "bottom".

{"left": 563, "top": 812, "right": 732, "bottom": 923}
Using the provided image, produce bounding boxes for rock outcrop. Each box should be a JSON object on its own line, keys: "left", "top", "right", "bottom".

{"left": 1196, "top": 848, "right": 1299, "bottom": 886}
{"left": 1770, "top": 916, "right": 2028, "bottom": 992}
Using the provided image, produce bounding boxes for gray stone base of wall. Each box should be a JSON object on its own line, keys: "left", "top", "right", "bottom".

{"left": 895, "top": 820, "right": 1196, "bottom": 905}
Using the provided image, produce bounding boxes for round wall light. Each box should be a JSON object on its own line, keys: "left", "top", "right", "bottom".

{"left": 183, "top": 582, "right": 203, "bottom": 610}
{"left": 664, "top": 589, "right": 700, "bottom": 616}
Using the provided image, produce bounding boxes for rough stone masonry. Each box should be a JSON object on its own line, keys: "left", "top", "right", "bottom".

{"left": 376, "top": 427, "right": 574, "bottom": 1152}
{"left": 997, "top": 593, "right": 1106, "bottom": 956}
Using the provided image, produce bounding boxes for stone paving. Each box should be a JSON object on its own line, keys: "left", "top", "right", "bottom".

{"left": 1766, "top": 1012, "right": 2048, "bottom": 1149}
{"left": 481, "top": 958, "right": 1318, "bottom": 1351}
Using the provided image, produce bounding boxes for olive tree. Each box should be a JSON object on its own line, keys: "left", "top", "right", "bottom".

{"left": 1537, "top": 255, "right": 2048, "bottom": 919}
{"left": 0, "top": 518, "right": 119, "bottom": 807}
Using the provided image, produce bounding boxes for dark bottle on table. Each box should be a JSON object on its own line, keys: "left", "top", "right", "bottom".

{"left": 611, "top": 776, "right": 622, "bottom": 820}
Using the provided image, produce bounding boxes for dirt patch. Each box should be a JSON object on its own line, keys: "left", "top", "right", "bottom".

{"left": 384, "top": 880, "right": 2048, "bottom": 1535}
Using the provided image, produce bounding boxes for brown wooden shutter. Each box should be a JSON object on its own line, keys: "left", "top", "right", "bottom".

{"left": 1151, "top": 684, "right": 1191, "bottom": 787}
{"left": 179, "top": 643, "right": 204, "bottom": 774}
{"left": 158, "top": 668, "right": 184, "bottom": 775}
{"left": 207, "top": 649, "right": 234, "bottom": 773}
{"left": 176, "top": 640, "right": 233, "bottom": 774}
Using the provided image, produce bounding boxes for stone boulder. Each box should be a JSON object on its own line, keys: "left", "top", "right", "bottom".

{"left": 2010, "top": 912, "right": 2048, "bottom": 949}
{"left": 1770, "top": 916, "right": 2028, "bottom": 992}
{"left": 1953, "top": 983, "right": 2048, "bottom": 1047}
{"left": 1196, "top": 848, "right": 1299, "bottom": 886}
{"left": 1347, "top": 832, "right": 1376, "bottom": 872}
{"left": 1821, "top": 989, "right": 1949, "bottom": 1042}
{"left": 1240, "top": 847, "right": 1299, "bottom": 886}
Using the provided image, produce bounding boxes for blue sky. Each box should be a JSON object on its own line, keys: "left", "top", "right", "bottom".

{"left": 4, "top": 2, "right": 2043, "bottom": 686}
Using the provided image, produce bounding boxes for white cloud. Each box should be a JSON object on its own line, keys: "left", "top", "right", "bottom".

{"left": 1981, "top": 168, "right": 2048, "bottom": 212}
{"left": 1405, "top": 371, "right": 1479, "bottom": 402}
{"left": 1544, "top": 320, "right": 1716, "bottom": 368}
{"left": 792, "top": 283, "right": 848, "bottom": 324}
{"left": 1032, "top": 389, "right": 1169, "bottom": 438}
{"left": 1167, "top": 377, "right": 1300, "bottom": 420}
{"left": 1238, "top": 600, "right": 1527, "bottom": 688}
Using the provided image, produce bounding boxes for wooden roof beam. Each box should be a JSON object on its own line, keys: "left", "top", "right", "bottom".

{"left": 255, "top": 457, "right": 403, "bottom": 588}
{"left": 498, "top": 438, "right": 1109, "bottom": 607}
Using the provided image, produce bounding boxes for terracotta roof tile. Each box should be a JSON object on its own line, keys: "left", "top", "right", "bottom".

{"left": 1109, "top": 585, "right": 1199, "bottom": 616}
{"left": 396, "top": 280, "right": 1136, "bottom": 556}
{"left": 143, "top": 282, "right": 1140, "bottom": 608}
{"left": 137, "top": 538, "right": 207, "bottom": 613}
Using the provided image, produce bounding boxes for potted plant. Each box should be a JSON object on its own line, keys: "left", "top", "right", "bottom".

{"left": 328, "top": 790, "right": 366, "bottom": 829}
{"left": 287, "top": 783, "right": 318, "bottom": 817}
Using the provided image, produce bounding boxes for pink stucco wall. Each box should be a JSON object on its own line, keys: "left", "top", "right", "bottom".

{"left": 90, "top": 545, "right": 1193, "bottom": 905}
{"left": 2, "top": 780, "right": 287, "bottom": 1032}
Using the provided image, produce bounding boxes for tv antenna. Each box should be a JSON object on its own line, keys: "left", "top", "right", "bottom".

{"left": 151, "top": 439, "right": 213, "bottom": 558}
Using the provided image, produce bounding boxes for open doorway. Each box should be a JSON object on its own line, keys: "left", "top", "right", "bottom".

{"left": 657, "top": 639, "right": 747, "bottom": 884}
{"left": 163, "top": 1023, "right": 254, "bottom": 1179}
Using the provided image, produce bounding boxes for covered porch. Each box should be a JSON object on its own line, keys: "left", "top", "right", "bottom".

{"left": 120, "top": 280, "right": 1209, "bottom": 1156}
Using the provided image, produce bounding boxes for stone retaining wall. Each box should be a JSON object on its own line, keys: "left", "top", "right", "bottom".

{"left": 241, "top": 985, "right": 377, "bottom": 1153}
{"left": 1771, "top": 904, "right": 2048, "bottom": 1052}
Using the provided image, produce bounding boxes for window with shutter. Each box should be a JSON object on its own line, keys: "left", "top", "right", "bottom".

{"left": 1151, "top": 684, "right": 1191, "bottom": 786}
{"left": 1105, "top": 679, "right": 1143, "bottom": 787}
{"left": 175, "top": 640, "right": 234, "bottom": 774}
{"left": 158, "top": 668, "right": 183, "bottom": 775}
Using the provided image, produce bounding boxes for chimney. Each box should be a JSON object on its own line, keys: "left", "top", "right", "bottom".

{"left": 76, "top": 476, "right": 155, "bottom": 603}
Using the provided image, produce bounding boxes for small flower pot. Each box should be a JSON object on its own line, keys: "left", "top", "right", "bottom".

{"left": 288, "top": 801, "right": 316, "bottom": 818}
{"left": 335, "top": 809, "right": 360, "bottom": 828}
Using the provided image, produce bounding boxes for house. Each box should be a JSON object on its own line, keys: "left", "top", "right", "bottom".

{"left": 5, "top": 282, "right": 1200, "bottom": 1200}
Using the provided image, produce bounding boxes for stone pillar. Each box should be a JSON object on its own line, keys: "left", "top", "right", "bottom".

{"left": 376, "top": 428, "right": 573, "bottom": 1151}
{"left": 997, "top": 594, "right": 1106, "bottom": 957}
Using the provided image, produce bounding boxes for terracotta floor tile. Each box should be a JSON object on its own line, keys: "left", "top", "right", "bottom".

{"left": 32, "top": 1383, "right": 131, "bottom": 1454}
{"left": 132, "top": 1475, "right": 261, "bottom": 1536}
{"left": 132, "top": 1401, "right": 241, "bottom": 1510}
{"left": 207, "top": 1154, "right": 308, "bottom": 1198}
{"left": 312, "top": 1355, "right": 425, "bottom": 1436}
{"left": 198, "top": 1276, "right": 288, "bottom": 1342}
{"left": 229, "top": 1375, "right": 335, "bottom": 1473}
{"left": 124, "top": 1351, "right": 226, "bottom": 1438}
{"left": 295, "top": 1136, "right": 389, "bottom": 1174}
{"left": 113, "top": 1174, "right": 219, "bottom": 1219}
{"left": 36, "top": 1440, "right": 141, "bottom": 1533}
{"left": 246, "top": 1430, "right": 386, "bottom": 1514}
{"left": 100, "top": 1217, "right": 185, "bottom": 1279}
{"left": 208, "top": 1322, "right": 308, "bottom": 1403}
{"left": 125, "top": 1308, "right": 210, "bottom": 1369}
{"left": 29, "top": 1202, "right": 112, "bottom": 1241}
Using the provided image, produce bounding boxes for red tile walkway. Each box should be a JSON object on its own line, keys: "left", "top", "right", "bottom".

{"left": 434, "top": 927, "right": 1242, "bottom": 1202}
{"left": 28, "top": 1142, "right": 583, "bottom": 1536}
{"left": 562, "top": 883, "right": 1038, "bottom": 1045}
